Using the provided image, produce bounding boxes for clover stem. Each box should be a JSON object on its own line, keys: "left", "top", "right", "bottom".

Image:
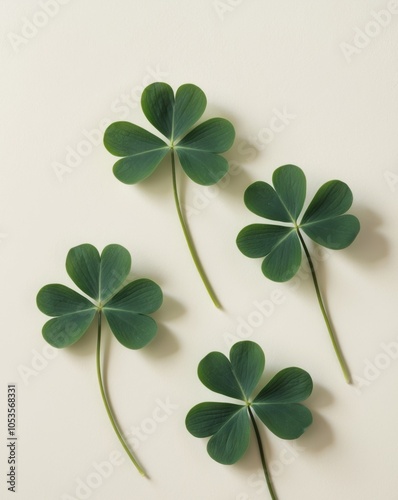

{"left": 96, "top": 310, "right": 147, "bottom": 476}
{"left": 170, "top": 148, "right": 222, "bottom": 309}
{"left": 297, "top": 229, "right": 351, "bottom": 384}
{"left": 248, "top": 406, "right": 277, "bottom": 500}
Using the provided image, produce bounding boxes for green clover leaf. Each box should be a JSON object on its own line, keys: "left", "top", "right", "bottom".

{"left": 36, "top": 243, "right": 163, "bottom": 476}
{"left": 236, "top": 164, "right": 360, "bottom": 383}
{"left": 37, "top": 243, "right": 162, "bottom": 349}
{"left": 186, "top": 341, "right": 313, "bottom": 500}
{"left": 104, "top": 83, "right": 235, "bottom": 308}
{"left": 105, "top": 83, "right": 234, "bottom": 185}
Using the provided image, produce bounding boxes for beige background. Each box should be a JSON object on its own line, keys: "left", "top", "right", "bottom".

{"left": 1, "top": 1, "right": 398, "bottom": 499}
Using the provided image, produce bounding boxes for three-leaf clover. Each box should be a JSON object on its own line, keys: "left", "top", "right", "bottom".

{"left": 36, "top": 243, "right": 163, "bottom": 476}
{"left": 186, "top": 341, "right": 313, "bottom": 500}
{"left": 103, "top": 82, "right": 235, "bottom": 308}
{"left": 236, "top": 164, "right": 360, "bottom": 383}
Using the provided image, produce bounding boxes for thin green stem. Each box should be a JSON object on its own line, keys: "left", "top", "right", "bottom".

{"left": 247, "top": 406, "right": 277, "bottom": 500}
{"left": 96, "top": 311, "right": 147, "bottom": 476}
{"left": 170, "top": 149, "right": 222, "bottom": 309}
{"left": 297, "top": 229, "right": 351, "bottom": 384}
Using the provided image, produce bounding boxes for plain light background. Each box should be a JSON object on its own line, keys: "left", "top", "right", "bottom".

{"left": 1, "top": 1, "right": 398, "bottom": 499}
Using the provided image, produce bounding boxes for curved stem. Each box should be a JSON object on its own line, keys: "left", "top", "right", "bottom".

{"left": 170, "top": 149, "right": 222, "bottom": 309}
{"left": 96, "top": 311, "right": 147, "bottom": 476}
{"left": 248, "top": 406, "right": 277, "bottom": 500}
{"left": 297, "top": 229, "right": 351, "bottom": 384}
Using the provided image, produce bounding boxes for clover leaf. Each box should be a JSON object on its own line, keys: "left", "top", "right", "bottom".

{"left": 186, "top": 341, "right": 313, "bottom": 500}
{"left": 104, "top": 83, "right": 235, "bottom": 308}
{"left": 236, "top": 164, "right": 360, "bottom": 383}
{"left": 36, "top": 244, "right": 163, "bottom": 476}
